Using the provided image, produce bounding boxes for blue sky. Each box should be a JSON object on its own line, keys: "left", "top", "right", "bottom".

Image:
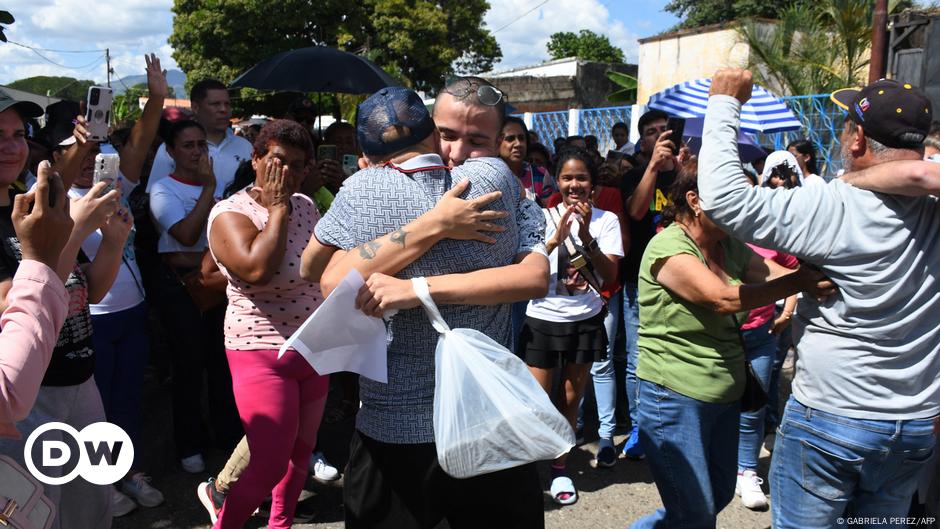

{"left": 0, "top": 0, "right": 681, "bottom": 85}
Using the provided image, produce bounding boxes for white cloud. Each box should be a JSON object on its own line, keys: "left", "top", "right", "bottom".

{"left": 484, "top": 0, "right": 640, "bottom": 72}
{"left": 1, "top": 0, "right": 176, "bottom": 85}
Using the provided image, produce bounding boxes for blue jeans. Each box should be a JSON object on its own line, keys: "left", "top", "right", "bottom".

{"left": 737, "top": 320, "right": 776, "bottom": 471}
{"left": 92, "top": 301, "right": 151, "bottom": 468}
{"left": 770, "top": 396, "right": 937, "bottom": 529}
{"left": 589, "top": 291, "right": 622, "bottom": 440}
{"left": 630, "top": 379, "right": 740, "bottom": 529}
{"left": 623, "top": 284, "right": 640, "bottom": 426}
{"left": 766, "top": 319, "right": 793, "bottom": 431}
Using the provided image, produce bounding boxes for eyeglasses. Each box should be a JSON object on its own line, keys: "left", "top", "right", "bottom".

{"left": 443, "top": 79, "right": 504, "bottom": 106}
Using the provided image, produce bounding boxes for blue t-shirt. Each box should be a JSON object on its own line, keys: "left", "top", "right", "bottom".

{"left": 315, "top": 155, "right": 545, "bottom": 444}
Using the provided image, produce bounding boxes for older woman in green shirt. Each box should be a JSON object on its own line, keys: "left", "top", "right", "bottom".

{"left": 628, "top": 165, "right": 834, "bottom": 529}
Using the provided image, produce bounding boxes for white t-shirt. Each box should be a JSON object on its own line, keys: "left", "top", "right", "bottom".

{"left": 67, "top": 173, "right": 145, "bottom": 315}
{"left": 146, "top": 128, "right": 252, "bottom": 196}
{"left": 526, "top": 206, "right": 623, "bottom": 323}
{"left": 149, "top": 176, "right": 212, "bottom": 253}
{"left": 803, "top": 173, "right": 826, "bottom": 186}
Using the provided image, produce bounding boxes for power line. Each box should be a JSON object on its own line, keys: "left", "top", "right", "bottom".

{"left": 7, "top": 41, "right": 106, "bottom": 54}
{"left": 493, "top": 0, "right": 550, "bottom": 33}
{"left": 8, "top": 42, "right": 106, "bottom": 70}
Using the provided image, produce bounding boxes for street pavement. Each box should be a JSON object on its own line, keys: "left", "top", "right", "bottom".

{"left": 114, "top": 369, "right": 777, "bottom": 529}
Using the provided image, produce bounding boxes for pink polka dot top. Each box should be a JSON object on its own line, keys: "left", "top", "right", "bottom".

{"left": 208, "top": 190, "right": 325, "bottom": 351}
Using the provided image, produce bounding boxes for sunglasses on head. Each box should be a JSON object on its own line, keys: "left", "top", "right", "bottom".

{"left": 444, "top": 79, "right": 504, "bottom": 106}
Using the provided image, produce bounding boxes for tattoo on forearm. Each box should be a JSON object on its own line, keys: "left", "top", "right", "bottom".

{"left": 359, "top": 240, "right": 381, "bottom": 260}
{"left": 390, "top": 228, "right": 408, "bottom": 248}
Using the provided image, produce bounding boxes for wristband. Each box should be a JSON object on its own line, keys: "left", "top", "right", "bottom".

{"left": 586, "top": 238, "right": 600, "bottom": 254}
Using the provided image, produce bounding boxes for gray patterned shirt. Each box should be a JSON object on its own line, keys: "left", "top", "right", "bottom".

{"left": 315, "top": 154, "right": 546, "bottom": 443}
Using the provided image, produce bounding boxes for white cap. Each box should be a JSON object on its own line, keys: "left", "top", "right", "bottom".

{"left": 760, "top": 150, "right": 804, "bottom": 185}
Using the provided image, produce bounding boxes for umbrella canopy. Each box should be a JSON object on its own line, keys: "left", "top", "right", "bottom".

{"left": 647, "top": 78, "right": 802, "bottom": 134}
{"left": 681, "top": 117, "right": 767, "bottom": 163}
{"left": 229, "top": 46, "right": 398, "bottom": 94}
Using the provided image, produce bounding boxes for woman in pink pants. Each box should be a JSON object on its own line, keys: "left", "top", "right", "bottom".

{"left": 207, "top": 119, "right": 327, "bottom": 529}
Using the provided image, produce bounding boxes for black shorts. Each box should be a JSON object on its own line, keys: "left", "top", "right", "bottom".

{"left": 517, "top": 312, "right": 608, "bottom": 369}
{"left": 344, "top": 430, "right": 544, "bottom": 529}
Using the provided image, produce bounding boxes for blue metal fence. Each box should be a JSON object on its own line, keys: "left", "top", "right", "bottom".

{"left": 755, "top": 94, "right": 844, "bottom": 177}
{"left": 529, "top": 111, "right": 569, "bottom": 149}
{"left": 522, "top": 94, "right": 842, "bottom": 177}
{"left": 578, "top": 107, "right": 633, "bottom": 154}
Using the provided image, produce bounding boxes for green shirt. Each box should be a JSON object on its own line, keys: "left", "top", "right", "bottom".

{"left": 636, "top": 224, "right": 754, "bottom": 403}
{"left": 313, "top": 187, "right": 334, "bottom": 216}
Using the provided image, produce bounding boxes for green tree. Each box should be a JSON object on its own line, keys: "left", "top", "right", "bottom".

{"left": 546, "top": 30, "right": 625, "bottom": 63}
{"left": 0, "top": 11, "right": 13, "bottom": 42}
{"left": 170, "top": 0, "right": 500, "bottom": 115}
{"left": 738, "top": 0, "right": 882, "bottom": 95}
{"left": 664, "top": 0, "right": 796, "bottom": 29}
{"left": 7, "top": 76, "right": 96, "bottom": 101}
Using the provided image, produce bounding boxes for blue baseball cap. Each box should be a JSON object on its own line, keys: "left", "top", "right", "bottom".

{"left": 356, "top": 87, "right": 435, "bottom": 156}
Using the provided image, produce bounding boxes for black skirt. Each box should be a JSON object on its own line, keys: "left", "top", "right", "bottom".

{"left": 517, "top": 311, "right": 608, "bottom": 369}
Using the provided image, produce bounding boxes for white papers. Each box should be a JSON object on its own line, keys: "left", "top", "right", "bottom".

{"left": 280, "top": 269, "right": 388, "bottom": 383}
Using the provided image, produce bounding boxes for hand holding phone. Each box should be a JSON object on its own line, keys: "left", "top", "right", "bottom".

{"left": 666, "top": 117, "right": 686, "bottom": 156}
{"left": 317, "top": 144, "right": 338, "bottom": 162}
{"left": 93, "top": 153, "right": 121, "bottom": 196}
{"left": 342, "top": 154, "right": 359, "bottom": 176}
{"left": 85, "top": 86, "right": 114, "bottom": 142}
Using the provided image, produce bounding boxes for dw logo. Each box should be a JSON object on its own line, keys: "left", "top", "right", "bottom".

{"left": 23, "top": 422, "right": 134, "bottom": 485}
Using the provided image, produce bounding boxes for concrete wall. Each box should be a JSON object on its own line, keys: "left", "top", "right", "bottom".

{"left": 636, "top": 26, "right": 757, "bottom": 103}
{"left": 485, "top": 61, "right": 638, "bottom": 112}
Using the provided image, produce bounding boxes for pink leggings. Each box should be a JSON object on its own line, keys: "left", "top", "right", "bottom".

{"left": 215, "top": 349, "right": 329, "bottom": 529}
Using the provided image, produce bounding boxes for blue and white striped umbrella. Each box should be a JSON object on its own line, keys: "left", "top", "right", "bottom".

{"left": 647, "top": 78, "right": 802, "bottom": 134}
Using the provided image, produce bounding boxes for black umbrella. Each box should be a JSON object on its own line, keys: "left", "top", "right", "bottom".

{"left": 229, "top": 46, "right": 398, "bottom": 94}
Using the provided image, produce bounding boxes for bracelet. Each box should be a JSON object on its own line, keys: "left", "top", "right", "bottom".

{"left": 586, "top": 238, "right": 600, "bottom": 254}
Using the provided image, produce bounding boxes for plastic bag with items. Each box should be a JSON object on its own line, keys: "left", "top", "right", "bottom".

{"left": 411, "top": 277, "right": 575, "bottom": 479}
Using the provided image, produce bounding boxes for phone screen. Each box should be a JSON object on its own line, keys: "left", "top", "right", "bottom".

{"left": 666, "top": 117, "right": 685, "bottom": 156}
{"left": 317, "top": 144, "right": 338, "bottom": 161}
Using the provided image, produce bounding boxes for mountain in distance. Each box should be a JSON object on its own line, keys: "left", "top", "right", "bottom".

{"left": 113, "top": 69, "right": 187, "bottom": 99}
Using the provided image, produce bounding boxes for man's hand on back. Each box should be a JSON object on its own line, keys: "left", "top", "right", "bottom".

{"left": 709, "top": 68, "right": 754, "bottom": 105}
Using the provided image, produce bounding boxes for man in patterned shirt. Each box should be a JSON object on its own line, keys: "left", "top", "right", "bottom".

{"left": 302, "top": 82, "right": 548, "bottom": 528}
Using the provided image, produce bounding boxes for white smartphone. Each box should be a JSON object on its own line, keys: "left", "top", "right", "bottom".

{"left": 85, "top": 86, "right": 114, "bottom": 142}
{"left": 342, "top": 154, "right": 359, "bottom": 176}
{"left": 93, "top": 153, "right": 120, "bottom": 194}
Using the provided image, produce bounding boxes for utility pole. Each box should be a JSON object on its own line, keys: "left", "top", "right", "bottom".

{"left": 106, "top": 48, "right": 112, "bottom": 87}
{"left": 870, "top": 0, "right": 888, "bottom": 82}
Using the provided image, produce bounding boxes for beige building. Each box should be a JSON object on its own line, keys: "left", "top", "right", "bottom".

{"left": 636, "top": 20, "right": 776, "bottom": 103}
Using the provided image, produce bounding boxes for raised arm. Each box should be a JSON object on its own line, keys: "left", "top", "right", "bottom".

{"left": 698, "top": 69, "right": 844, "bottom": 260}
{"left": 302, "top": 180, "right": 508, "bottom": 291}
{"left": 119, "top": 54, "right": 167, "bottom": 183}
{"left": 841, "top": 159, "right": 940, "bottom": 196}
{"left": 82, "top": 206, "right": 133, "bottom": 303}
{"left": 209, "top": 160, "right": 291, "bottom": 285}
{"left": 1, "top": 168, "right": 72, "bottom": 427}
{"left": 56, "top": 181, "right": 120, "bottom": 283}
{"left": 626, "top": 131, "right": 675, "bottom": 221}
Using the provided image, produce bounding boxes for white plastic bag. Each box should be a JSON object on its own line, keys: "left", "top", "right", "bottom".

{"left": 411, "top": 277, "right": 575, "bottom": 479}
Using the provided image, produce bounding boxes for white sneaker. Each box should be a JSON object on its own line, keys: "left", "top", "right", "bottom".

{"left": 111, "top": 487, "right": 137, "bottom": 517}
{"left": 736, "top": 470, "right": 769, "bottom": 510}
{"left": 121, "top": 472, "right": 165, "bottom": 508}
{"left": 181, "top": 454, "right": 205, "bottom": 474}
{"left": 309, "top": 451, "right": 340, "bottom": 482}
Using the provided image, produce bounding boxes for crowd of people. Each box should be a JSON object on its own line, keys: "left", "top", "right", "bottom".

{"left": 0, "top": 49, "right": 938, "bottom": 529}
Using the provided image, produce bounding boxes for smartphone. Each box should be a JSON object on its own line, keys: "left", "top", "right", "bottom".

{"left": 317, "top": 144, "right": 338, "bottom": 162}
{"left": 666, "top": 117, "right": 686, "bottom": 155}
{"left": 342, "top": 154, "right": 359, "bottom": 176}
{"left": 93, "top": 153, "right": 120, "bottom": 195}
{"left": 85, "top": 86, "right": 114, "bottom": 142}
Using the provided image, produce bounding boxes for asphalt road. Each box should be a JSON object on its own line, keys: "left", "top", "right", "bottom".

{"left": 113, "top": 365, "right": 778, "bottom": 529}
